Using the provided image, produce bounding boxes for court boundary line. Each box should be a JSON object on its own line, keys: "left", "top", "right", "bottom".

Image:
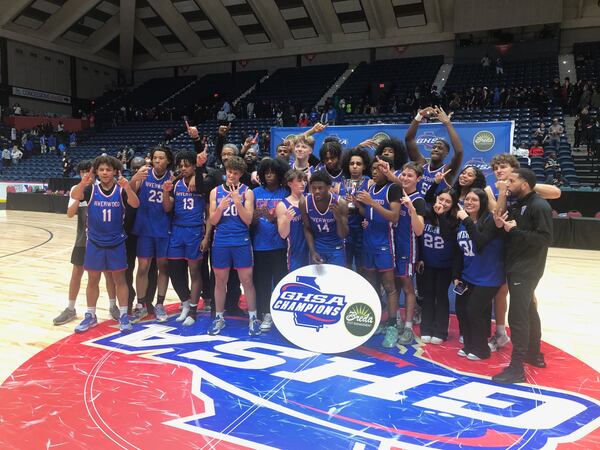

{"left": 0, "top": 223, "right": 54, "bottom": 259}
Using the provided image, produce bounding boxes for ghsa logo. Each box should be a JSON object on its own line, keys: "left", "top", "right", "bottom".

{"left": 272, "top": 276, "right": 346, "bottom": 331}
{"left": 89, "top": 321, "right": 600, "bottom": 450}
{"left": 416, "top": 131, "right": 440, "bottom": 152}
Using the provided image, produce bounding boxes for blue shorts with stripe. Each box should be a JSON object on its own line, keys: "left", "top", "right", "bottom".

{"left": 137, "top": 235, "right": 169, "bottom": 259}
{"left": 84, "top": 240, "right": 127, "bottom": 272}
{"left": 168, "top": 225, "right": 204, "bottom": 261}
{"left": 394, "top": 256, "right": 415, "bottom": 277}
{"left": 211, "top": 244, "right": 253, "bottom": 270}
{"left": 362, "top": 250, "right": 395, "bottom": 272}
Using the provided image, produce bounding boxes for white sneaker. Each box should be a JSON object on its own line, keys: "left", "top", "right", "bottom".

{"left": 260, "top": 313, "right": 273, "bottom": 331}
{"left": 421, "top": 335, "right": 432, "bottom": 344}
{"left": 457, "top": 349, "right": 467, "bottom": 357}
{"left": 488, "top": 333, "right": 511, "bottom": 352}
{"left": 182, "top": 316, "right": 195, "bottom": 326}
{"left": 431, "top": 337, "right": 444, "bottom": 345}
{"left": 459, "top": 335, "right": 464, "bottom": 344}
{"left": 467, "top": 353, "right": 482, "bottom": 361}
{"left": 176, "top": 305, "right": 190, "bottom": 322}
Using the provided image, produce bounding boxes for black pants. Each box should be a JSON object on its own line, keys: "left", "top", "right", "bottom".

{"left": 125, "top": 235, "right": 157, "bottom": 313}
{"left": 420, "top": 266, "right": 452, "bottom": 340}
{"left": 253, "top": 249, "right": 288, "bottom": 316}
{"left": 455, "top": 284, "right": 499, "bottom": 359}
{"left": 507, "top": 275, "right": 542, "bottom": 367}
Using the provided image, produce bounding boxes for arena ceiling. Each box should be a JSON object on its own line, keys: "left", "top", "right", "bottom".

{"left": 0, "top": 0, "right": 598, "bottom": 70}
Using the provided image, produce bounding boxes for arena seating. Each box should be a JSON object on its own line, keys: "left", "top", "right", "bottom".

{"left": 246, "top": 63, "right": 348, "bottom": 107}
{"left": 336, "top": 56, "right": 444, "bottom": 105}
{"left": 574, "top": 41, "right": 600, "bottom": 81}
{"left": 118, "top": 76, "right": 196, "bottom": 108}
{"left": 164, "top": 70, "right": 267, "bottom": 109}
{"left": 445, "top": 57, "right": 559, "bottom": 91}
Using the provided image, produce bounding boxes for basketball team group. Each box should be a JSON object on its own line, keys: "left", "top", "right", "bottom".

{"left": 56, "top": 106, "right": 560, "bottom": 384}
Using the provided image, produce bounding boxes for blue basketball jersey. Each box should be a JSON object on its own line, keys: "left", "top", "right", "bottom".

{"left": 421, "top": 220, "right": 455, "bottom": 268}
{"left": 132, "top": 169, "right": 172, "bottom": 237}
{"left": 418, "top": 163, "right": 449, "bottom": 196}
{"left": 173, "top": 179, "right": 205, "bottom": 228}
{"left": 306, "top": 193, "right": 344, "bottom": 253}
{"left": 456, "top": 218, "right": 505, "bottom": 287}
{"left": 282, "top": 197, "right": 308, "bottom": 269}
{"left": 213, "top": 184, "right": 251, "bottom": 247}
{"left": 394, "top": 191, "right": 423, "bottom": 263}
{"left": 87, "top": 184, "right": 126, "bottom": 247}
{"left": 363, "top": 183, "right": 395, "bottom": 254}
{"left": 252, "top": 186, "right": 287, "bottom": 251}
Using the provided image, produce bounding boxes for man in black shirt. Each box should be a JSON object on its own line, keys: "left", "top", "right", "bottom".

{"left": 492, "top": 168, "right": 553, "bottom": 384}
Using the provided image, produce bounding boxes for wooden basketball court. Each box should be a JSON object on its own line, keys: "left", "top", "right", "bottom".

{"left": 1, "top": 209, "right": 598, "bottom": 384}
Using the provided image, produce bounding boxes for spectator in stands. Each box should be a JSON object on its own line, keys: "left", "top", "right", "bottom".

{"left": 69, "top": 132, "right": 77, "bottom": 147}
{"left": 481, "top": 54, "right": 491, "bottom": 72}
{"left": 561, "top": 77, "right": 573, "bottom": 111}
{"left": 226, "top": 110, "right": 236, "bottom": 123}
{"left": 2, "top": 146, "right": 10, "bottom": 167}
{"left": 532, "top": 122, "right": 548, "bottom": 144}
{"left": 547, "top": 118, "right": 563, "bottom": 149}
{"left": 11, "top": 145, "right": 22, "bottom": 165}
{"left": 57, "top": 121, "right": 64, "bottom": 133}
{"left": 574, "top": 112, "right": 584, "bottom": 150}
{"left": 544, "top": 152, "right": 560, "bottom": 183}
{"left": 24, "top": 136, "right": 34, "bottom": 159}
{"left": 10, "top": 127, "right": 17, "bottom": 143}
{"left": 495, "top": 57, "right": 504, "bottom": 75}
{"left": 13, "top": 104, "right": 22, "bottom": 115}
{"left": 62, "top": 155, "right": 73, "bottom": 177}
{"left": 246, "top": 101, "right": 255, "bottom": 119}
{"left": 49, "top": 134, "right": 57, "bottom": 153}
{"left": 309, "top": 108, "right": 319, "bottom": 125}
{"left": 529, "top": 140, "right": 545, "bottom": 157}
{"left": 591, "top": 88, "right": 600, "bottom": 109}
{"left": 298, "top": 110, "right": 309, "bottom": 127}
{"left": 552, "top": 171, "right": 565, "bottom": 187}
{"left": 222, "top": 99, "right": 231, "bottom": 114}
{"left": 512, "top": 142, "right": 531, "bottom": 166}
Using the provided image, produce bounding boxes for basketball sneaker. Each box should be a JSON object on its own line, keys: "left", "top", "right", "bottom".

{"left": 208, "top": 317, "right": 225, "bottom": 335}
{"left": 382, "top": 326, "right": 399, "bottom": 348}
{"left": 430, "top": 337, "right": 444, "bottom": 345}
{"left": 249, "top": 318, "right": 262, "bottom": 336}
{"left": 413, "top": 305, "right": 422, "bottom": 325}
{"left": 154, "top": 304, "right": 168, "bottom": 322}
{"left": 420, "top": 335, "right": 432, "bottom": 344}
{"left": 53, "top": 308, "right": 76, "bottom": 326}
{"left": 260, "top": 313, "right": 273, "bottom": 332}
{"left": 130, "top": 305, "right": 148, "bottom": 324}
{"left": 457, "top": 349, "right": 467, "bottom": 357}
{"left": 109, "top": 304, "right": 120, "bottom": 321}
{"left": 75, "top": 313, "right": 97, "bottom": 333}
{"left": 397, "top": 327, "right": 415, "bottom": 345}
{"left": 119, "top": 314, "right": 132, "bottom": 333}
{"left": 488, "top": 333, "right": 511, "bottom": 352}
{"left": 182, "top": 316, "right": 195, "bottom": 326}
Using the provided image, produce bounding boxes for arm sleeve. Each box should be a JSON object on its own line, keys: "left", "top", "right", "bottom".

{"left": 388, "top": 184, "right": 402, "bottom": 203}
{"left": 82, "top": 185, "right": 93, "bottom": 203}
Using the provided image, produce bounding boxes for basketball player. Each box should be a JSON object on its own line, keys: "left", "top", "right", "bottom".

{"left": 207, "top": 156, "right": 260, "bottom": 336}
{"left": 162, "top": 150, "right": 208, "bottom": 325}
{"left": 405, "top": 106, "right": 464, "bottom": 195}
{"left": 276, "top": 169, "right": 309, "bottom": 272}
{"left": 252, "top": 157, "right": 289, "bottom": 331}
{"left": 71, "top": 155, "right": 139, "bottom": 333}
{"left": 130, "top": 146, "right": 173, "bottom": 322}
{"left": 314, "top": 139, "right": 345, "bottom": 191}
{"left": 485, "top": 154, "right": 560, "bottom": 352}
{"left": 291, "top": 135, "right": 315, "bottom": 177}
{"left": 393, "top": 162, "right": 426, "bottom": 344}
{"left": 341, "top": 147, "right": 371, "bottom": 270}
{"left": 301, "top": 170, "right": 349, "bottom": 266}
{"left": 355, "top": 156, "right": 402, "bottom": 348}
{"left": 53, "top": 160, "right": 120, "bottom": 325}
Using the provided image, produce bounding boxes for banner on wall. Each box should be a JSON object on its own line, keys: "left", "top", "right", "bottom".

{"left": 0, "top": 181, "right": 48, "bottom": 202}
{"left": 12, "top": 86, "right": 71, "bottom": 104}
{"left": 270, "top": 121, "right": 515, "bottom": 184}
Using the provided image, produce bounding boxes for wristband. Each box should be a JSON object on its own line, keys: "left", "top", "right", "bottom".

{"left": 414, "top": 113, "right": 423, "bottom": 122}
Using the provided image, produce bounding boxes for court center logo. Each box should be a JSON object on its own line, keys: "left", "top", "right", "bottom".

{"left": 270, "top": 264, "right": 381, "bottom": 353}
{"left": 473, "top": 130, "right": 496, "bottom": 152}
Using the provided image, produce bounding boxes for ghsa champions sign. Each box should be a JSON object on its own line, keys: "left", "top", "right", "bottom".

{"left": 270, "top": 264, "right": 382, "bottom": 353}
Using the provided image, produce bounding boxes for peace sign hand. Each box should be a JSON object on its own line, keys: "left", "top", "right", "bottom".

{"left": 434, "top": 168, "right": 452, "bottom": 185}
{"left": 456, "top": 203, "right": 468, "bottom": 220}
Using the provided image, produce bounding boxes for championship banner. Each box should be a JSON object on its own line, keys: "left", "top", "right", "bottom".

{"left": 271, "top": 121, "right": 515, "bottom": 185}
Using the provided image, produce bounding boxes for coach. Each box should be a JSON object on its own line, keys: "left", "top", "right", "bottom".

{"left": 492, "top": 168, "right": 553, "bottom": 384}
